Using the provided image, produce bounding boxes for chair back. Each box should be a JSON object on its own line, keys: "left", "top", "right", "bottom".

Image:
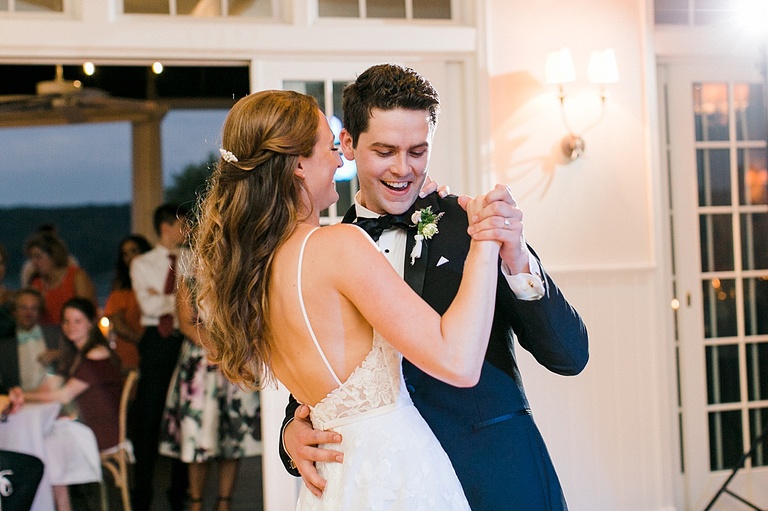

{"left": 118, "top": 370, "right": 138, "bottom": 444}
{"left": 99, "top": 369, "right": 138, "bottom": 511}
{"left": 0, "top": 450, "right": 44, "bottom": 511}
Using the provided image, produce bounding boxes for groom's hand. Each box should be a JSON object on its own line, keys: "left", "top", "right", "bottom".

{"left": 284, "top": 404, "right": 343, "bottom": 497}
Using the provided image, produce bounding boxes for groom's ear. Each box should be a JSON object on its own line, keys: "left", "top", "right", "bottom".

{"left": 339, "top": 129, "right": 355, "bottom": 160}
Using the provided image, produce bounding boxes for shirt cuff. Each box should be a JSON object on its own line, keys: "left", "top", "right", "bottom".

{"left": 502, "top": 252, "right": 545, "bottom": 301}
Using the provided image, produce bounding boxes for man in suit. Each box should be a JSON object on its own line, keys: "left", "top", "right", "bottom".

{"left": 130, "top": 203, "right": 189, "bottom": 511}
{"left": 280, "top": 63, "right": 589, "bottom": 510}
{"left": 0, "top": 288, "right": 60, "bottom": 391}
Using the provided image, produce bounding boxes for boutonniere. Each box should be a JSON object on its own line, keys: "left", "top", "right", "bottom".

{"left": 409, "top": 206, "right": 444, "bottom": 265}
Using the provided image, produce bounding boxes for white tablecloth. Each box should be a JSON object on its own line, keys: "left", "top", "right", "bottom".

{"left": 0, "top": 402, "right": 102, "bottom": 511}
{"left": 0, "top": 402, "right": 61, "bottom": 511}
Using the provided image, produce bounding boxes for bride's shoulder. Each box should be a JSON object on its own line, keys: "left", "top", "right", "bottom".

{"left": 316, "top": 223, "right": 376, "bottom": 247}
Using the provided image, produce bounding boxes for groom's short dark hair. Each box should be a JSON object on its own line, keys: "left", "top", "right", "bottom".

{"left": 342, "top": 63, "right": 441, "bottom": 147}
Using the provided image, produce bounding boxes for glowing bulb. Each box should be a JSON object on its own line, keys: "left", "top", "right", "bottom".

{"left": 152, "top": 62, "right": 164, "bottom": 74}
{"left": 671, "top": 298, "right": 680, "bottom": 310}
{"left": 83, "top": 62, "right": 95, "bottom": 76}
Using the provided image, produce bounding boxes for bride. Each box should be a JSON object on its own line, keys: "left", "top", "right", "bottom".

{"left": 194, "top": 89, "right": 499, "bottom": 510}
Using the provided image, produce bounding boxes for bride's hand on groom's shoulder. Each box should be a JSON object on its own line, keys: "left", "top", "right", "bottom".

{"left": 285, "top": 404, "right": 344, "bottom": 497}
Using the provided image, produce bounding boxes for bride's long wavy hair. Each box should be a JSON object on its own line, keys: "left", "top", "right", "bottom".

{"left": 193, "top": 90, "right": 320, "bottom": 389}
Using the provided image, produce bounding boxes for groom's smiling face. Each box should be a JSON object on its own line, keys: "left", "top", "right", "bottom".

{"left": 341, "top": 107, "right": 433, "bottom": 216}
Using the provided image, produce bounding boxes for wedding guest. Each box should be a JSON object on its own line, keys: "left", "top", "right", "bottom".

{"left": 103, "top": 234, "right": 152, "bottom": 371}
{"left": 159, "top": 276, "right": 261, "bottom": 511}
{"left": 20, "top": 224, "right": 79, "bottom": 287}
{"left": 130, "top": 203, "right": 190, "bottom": 511}
{"left": 25, "top": 232, "right": 96, "bottom": 326}
{"left": 20, "top": 297, "right": 123, "bottom": 511}
{"left": 0, "top": 288, "right": 60, "bottom": 391}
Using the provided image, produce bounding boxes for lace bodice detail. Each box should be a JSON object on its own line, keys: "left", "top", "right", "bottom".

{"left": 309, "top": 333, "right": 409, "bottom": 430}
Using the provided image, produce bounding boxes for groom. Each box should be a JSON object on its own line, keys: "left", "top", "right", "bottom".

{"left": 280, "top": 63, "right": 589, "bottom": 510}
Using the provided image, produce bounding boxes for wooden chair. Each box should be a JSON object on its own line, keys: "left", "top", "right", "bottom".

{"left": 100, "top": 369, "right": 138, "bottom": 511}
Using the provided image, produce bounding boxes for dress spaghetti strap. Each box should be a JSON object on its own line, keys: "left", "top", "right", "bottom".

{"left": 297, "top": 227, "right": 343, "bottom": 387}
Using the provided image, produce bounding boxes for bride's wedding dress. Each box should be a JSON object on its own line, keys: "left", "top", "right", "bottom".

{"left": 294, "top": 228, "right": 470, "bottom": 511}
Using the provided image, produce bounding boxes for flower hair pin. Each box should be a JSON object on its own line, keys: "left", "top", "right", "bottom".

{"left": 409, "top": 206, "right": 444, "bottom": 265}
{"left": 219, "top": 148, "right": 239, "bottom": 163}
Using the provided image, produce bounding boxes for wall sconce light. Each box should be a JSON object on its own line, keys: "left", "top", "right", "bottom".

{"left": 545, "top": 47, "right": 619, "bottom": 161}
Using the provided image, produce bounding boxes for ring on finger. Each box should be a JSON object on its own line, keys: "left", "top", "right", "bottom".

{"left": 503, "top": 219, "right": 510, "bottom": 228}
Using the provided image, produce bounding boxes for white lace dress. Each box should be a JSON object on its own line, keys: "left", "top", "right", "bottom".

{"left": 294, "top": 228, "right": 470, "bottom": 511}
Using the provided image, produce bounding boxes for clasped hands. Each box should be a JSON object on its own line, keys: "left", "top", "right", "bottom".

{"left": 424, "top": 179, "right": 530, "bottom": 275}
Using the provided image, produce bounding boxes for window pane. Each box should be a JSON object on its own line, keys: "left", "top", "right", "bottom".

{"left": 124, "top": 0, "right": 169, "bottom": 14}
{"left": 741, "top": 214, "right": 768, "bottom": 270}
{"left": 750, "top": 408, "right": 768, "bottom": 467}
{"left": 318, "top": 0, "right": 359, "bottom": 17}
{"left": 694, "top": 83, "right": 729, "bottom": 142}
{"left": 747, "top": 343, "right": 768, "bottom": 401}
{"left": 368, "top": 0, "right": 404, "bottom": 17}
{"left": 706, "top": 344, "right": 741, "bottom": 404}
{"left": 16, "top": 0, "right": 62, "bottom": 10}
{"left": 738, "top": 149, "right": 768, "bottom": 206}
{"left": 703, "top": 278, "right": 737, "bottom": 338}
{"left": 283, "top": 81, "right": 325, "bottom": 110}
{"left": 735, "top": 83, "right": 766, "bottom": 142}
{"left": 654, "top": 0, "right": 688, "bottom": 24}
{"left": 694, "top": 0, "right": 731, "bottom": 25}
{"left": 709, "top": 410, "right": 743, "bottom": 470}
{"left": 697, "top": 149, "right": 731, "bottom": 206}
{"left": 177, "top": 0, "right": 220, "bottom": 15}
{"left": 229, "top": 0, "right": 271, "bottom": 16}
{"left": 744, "top": 278, "right": 768, "bottom": 336}
{"left": 700, "top": 214, "right": 734, "bottom": 272}
{"left": 413, "top": 0, "right": 450, "bottom": 19}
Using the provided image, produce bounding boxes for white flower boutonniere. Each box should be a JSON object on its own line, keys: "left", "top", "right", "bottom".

{"left": 409, "top": 206, "right": 444, "bottom": 265}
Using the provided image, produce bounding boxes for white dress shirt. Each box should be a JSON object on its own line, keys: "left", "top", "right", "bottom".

{"left": 130, "top": 244, "right": 188, "bottom": 327}
{"left": 16, "top": 325, "right": 49, "bottom": 391}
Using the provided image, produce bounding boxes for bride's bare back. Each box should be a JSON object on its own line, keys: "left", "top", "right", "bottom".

{"left": 267, "top": 223, "right": 380, "bottom": 406}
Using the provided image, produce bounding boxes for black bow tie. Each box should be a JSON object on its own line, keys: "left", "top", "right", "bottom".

{"left": 354, "top": 211, "right": 414, "bottom": 242}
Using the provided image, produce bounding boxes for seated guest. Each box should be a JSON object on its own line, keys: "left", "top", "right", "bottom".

{"left": 103, "top": 234, "right": 152, "bottom": 371}
{"left": 18, "top": 297, "right": 123, "bottom": 511}
{"left": 0, "top": 289, "right": 60, "bottom": 391}
{"left": 21, "top": 297, "right": 122, "bottom": 449}
{"left": 25, "top": 232, "right": 96, "bottom": 326}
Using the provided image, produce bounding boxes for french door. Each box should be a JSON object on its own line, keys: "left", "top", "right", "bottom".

{"left": 664, "top": 59, "right": 768, "bottom": 510}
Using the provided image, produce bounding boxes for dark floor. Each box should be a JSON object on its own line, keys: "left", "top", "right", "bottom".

{"left": 101, "top": 455, "right": 264, "bottom": 511}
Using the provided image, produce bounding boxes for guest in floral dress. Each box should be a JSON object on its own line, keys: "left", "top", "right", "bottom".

{"left": 159, "top": 277, "right": 261, "bottom": 511}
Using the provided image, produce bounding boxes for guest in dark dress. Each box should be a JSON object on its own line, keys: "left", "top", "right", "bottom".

{"left": 18, "top": 297, "right": 123, "bottom": 511}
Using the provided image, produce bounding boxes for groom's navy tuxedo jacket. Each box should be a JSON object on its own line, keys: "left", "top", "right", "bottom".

{"left": 280, "top": 193, "right": 589, "bottom": 511}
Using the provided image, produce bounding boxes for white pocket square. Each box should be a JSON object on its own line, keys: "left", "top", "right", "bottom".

{"left": 437, "top": 256, "right": 449, "bottom": 267}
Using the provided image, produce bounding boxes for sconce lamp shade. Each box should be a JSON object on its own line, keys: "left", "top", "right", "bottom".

{"left": 545, "top": 47, "right": 577, "bottom": 84}
{"left": 588, "top": 48, "right": 619, "bottom": 84}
